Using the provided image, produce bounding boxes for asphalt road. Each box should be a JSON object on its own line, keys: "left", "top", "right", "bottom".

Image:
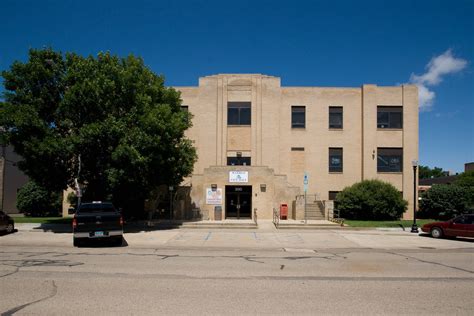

{"left": 1, "top": 228, "right": 473, "bottom": 315}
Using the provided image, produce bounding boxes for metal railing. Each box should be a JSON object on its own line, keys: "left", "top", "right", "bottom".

{"left": 272, "top": 207, "right": 280, "bottom": 228}
{"left": 329, "top": 207, "right": 345, "bottom": 226}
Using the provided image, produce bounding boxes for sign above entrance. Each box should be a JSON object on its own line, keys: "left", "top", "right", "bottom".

{"left": 206, "top": 188, "right": 223, "bottom": 205}
{"left": 229, "top": 171, "right": 249, "bottom": 183}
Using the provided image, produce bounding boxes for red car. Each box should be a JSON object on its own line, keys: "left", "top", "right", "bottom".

{"left": 421, "top": 214, "right": 474, "bottom": 238}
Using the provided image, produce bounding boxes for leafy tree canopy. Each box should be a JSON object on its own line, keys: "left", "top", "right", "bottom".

{"left": 335, "top": 179, "right": 407, "bottom": 220}
{"left": 454, "top": 170, "right": 474, "bottom": 187}
{"left": 1, "top": 48, "right": 196, "bottom": 216}
{"left": 419, "top": 165, "right": 447, "bottom": 179}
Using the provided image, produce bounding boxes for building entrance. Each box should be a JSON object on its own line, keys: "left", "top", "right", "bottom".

{"left": 225, "top": 185, "right": 252, "bottom": 219}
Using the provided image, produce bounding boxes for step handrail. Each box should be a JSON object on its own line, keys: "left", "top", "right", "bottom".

{"left": 272, "top": 207, "right": 279, "bottom": 228}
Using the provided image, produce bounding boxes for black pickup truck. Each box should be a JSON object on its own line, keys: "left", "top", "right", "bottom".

{"left": 72, "top": 202, "right": 123, "bottom": 246}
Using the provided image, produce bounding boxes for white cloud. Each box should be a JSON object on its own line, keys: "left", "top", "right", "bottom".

{"left": 409, "top": 49, "right": 467, "bottom": 111}
{"left": 416, "top": 84, "right": 435, "bottom": 108}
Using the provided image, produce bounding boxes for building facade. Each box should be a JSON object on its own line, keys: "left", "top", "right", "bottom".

{"left": 0, "top": 146, "right": 29, "bottom": 214}
{"left": 169, "top": 74, "right": 419, "bottom": 221}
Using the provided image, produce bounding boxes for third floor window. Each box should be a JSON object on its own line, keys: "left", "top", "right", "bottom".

{"left": 228, "top": 102, "right": 251, "bottom": 125}
{"left": 329, "top": 106, "right": 343, "bottom": 129}
{"left": 377, "top": 106, "right": 403, "bottom": 129}
{"left": 291, "top": 106, "right": 306, "bottom": 129}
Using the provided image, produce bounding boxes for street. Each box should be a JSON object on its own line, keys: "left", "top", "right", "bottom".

{"left": 1, "top": 226, "right": 474, "bottom": 315}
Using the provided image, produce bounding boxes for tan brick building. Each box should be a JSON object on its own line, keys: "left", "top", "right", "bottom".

{"left": 168, "top": 74, "right": 419, "bottom": 221}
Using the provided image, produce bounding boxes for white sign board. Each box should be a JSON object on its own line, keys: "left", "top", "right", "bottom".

{"left": 229, "top": 171, "right": 249, "bottom": 183}
{"left": 206, "top": 188, "right": 223, "bottom": 205}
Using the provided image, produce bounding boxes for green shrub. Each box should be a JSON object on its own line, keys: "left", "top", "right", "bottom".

{"left": 418, "top": 184, "right": 474, "bottom": 220}
{"left": 335, "top": 179, "right": 408, "bottom": 220}
{"left": 16, "top": 181, "right": 62, "bottom": 216}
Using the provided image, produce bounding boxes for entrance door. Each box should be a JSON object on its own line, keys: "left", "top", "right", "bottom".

{"left": 225, "top": 186, "right": 252, "bottom": 219}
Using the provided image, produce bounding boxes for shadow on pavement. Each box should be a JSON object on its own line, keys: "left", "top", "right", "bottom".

{"left": 0, "top": 229, "right": 19, "bottom": 236}
{"left": 29, "top": 221, "right": 186, "bottom": 234}
{"left": 419, "top": 233, "right": 474, "bottom": 243}
{"left": 124, "top": 221, "right": 188, "bottom": 233}
{"left": 74, "top": 236, "right": 128, "bottom": 248}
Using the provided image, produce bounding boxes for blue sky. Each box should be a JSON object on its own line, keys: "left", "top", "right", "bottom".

{"left": 1, "top": 0, "right": 473, "bottom": 172}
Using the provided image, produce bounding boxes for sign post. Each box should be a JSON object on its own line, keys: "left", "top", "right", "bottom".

{"left": 304, "top": 172, "right": 308, "bottom": 224}
{"left": 74, "top": 178, "right": 82, "bottom": 207}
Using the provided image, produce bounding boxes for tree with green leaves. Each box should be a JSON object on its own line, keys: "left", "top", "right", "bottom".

{"left": 1, "top": 48, "right": 196, "bottom": 217}
{"left": 419, "top": 165, "right": 446, "bottom": 179}
{"left": 335, "top": 179, "right": 407, "bottom": 220}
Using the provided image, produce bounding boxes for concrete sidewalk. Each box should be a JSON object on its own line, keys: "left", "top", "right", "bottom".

{"left": 14, "top": 219, "right": 341, "bottom": 233}
{"left": 5, "top": 221, "right": 474, "bottom": 250}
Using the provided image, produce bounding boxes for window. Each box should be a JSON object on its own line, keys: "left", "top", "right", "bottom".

{"left": 291, "top": 106, "right": 305, "bottom": 128}
{"left": 227, "top": 157, "right": 251, "bottom": 166}
{"left": 329, "top": 148, "right": 343, "bottom": 172}
{"left": 329, "top": 107, "right": 343, "bottom": 129}
{"left": 328, "top": 191, "right": 340, "bottom": 200}
{"left": 291, "top": 147, "right": 305, "bottom": 151}
{"left": 181, "top": 105, "right": 190, "bottom": 123}
{"left": 377, "top": 106, "right": 403, "bottom": 129}
{"left": 377, "top": 148, "right": 403, "bottom": 172}
{"left": 228, "top": 102, "right": 251, "bottom": 125}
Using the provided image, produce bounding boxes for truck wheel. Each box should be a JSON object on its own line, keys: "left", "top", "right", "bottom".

{"left": 73, "top": 238, "right": 80, "bottom": 247}
{"left": 6, "top": 223, "right": 14, "bottom": 234}
{"left": 430, "top": 227, "right": 443, "bottom": 239}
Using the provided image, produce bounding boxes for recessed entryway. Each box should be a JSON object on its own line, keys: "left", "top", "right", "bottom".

{"left": 225, "top": 185, "right": 252, "bottom": 219}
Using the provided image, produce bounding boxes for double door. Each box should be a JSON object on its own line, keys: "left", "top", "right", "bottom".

{"left": 225, "top": 186, "right": 252, "bottom": 219}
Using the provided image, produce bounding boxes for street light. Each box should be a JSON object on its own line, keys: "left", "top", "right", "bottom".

{"left": 411, "top": 160, "right": 419, "bottom": 233}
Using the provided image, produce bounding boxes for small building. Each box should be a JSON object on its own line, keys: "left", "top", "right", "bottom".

{"left": 160, "top": 74, "right": 419, "bottom": 220}
{"left": 465, "top": 162, "right": 474, "bottom": 172}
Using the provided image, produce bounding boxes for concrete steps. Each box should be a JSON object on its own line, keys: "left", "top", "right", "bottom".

{"left": 305, "top": 204, "right": 325, "bottom": 220}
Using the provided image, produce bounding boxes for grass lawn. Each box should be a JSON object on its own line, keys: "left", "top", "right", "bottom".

{"left": 12, "top": 217, "right": 72, "bottom": 224}
{"left": 344, "top": 219, "right": 435, "bottom": 228}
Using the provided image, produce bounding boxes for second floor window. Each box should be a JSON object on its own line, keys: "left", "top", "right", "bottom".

{"left": 329, "top": 107, "right": 343, "bottom": 129}
{"left": 329, "top": 148, "right": 343, "bottom": 172}
{"left": 291, "top": 106, "right": 306, "bottom": 128}
{"left": 377, "top": 106, "right": 403, "bottom": 129}
{"left": 227, "top": 157, "right": 251, "bottom": 166}
{"left": 377, "top": 148, "right": 403, "bottom": 172}
{"left": 228, "top": 102, "right": 251, "bottom": 125}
